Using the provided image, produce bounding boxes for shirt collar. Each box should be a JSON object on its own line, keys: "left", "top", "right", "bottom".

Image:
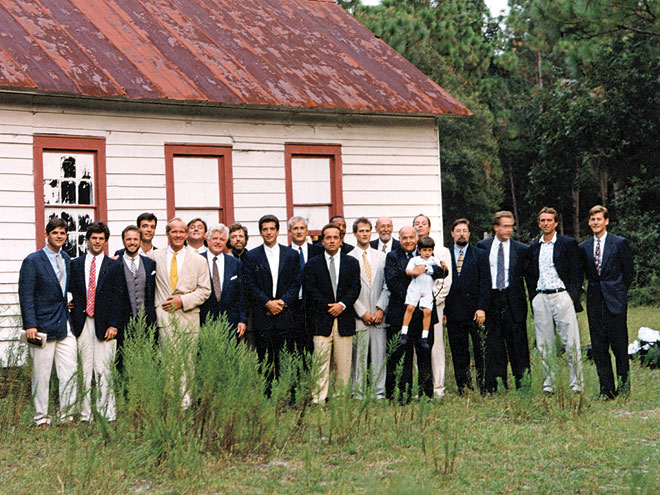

{"left": 264, "top": 243, "right": 279, "bottom": 254}
{"left": 539, "top": 232, "right": 557, "bottom": 245}
{"left": 594, "top": 232, "right": 607, "bottom": 243}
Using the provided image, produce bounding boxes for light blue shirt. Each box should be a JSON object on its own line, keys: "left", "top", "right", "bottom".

{"left": 453, "top": 244, "right": 468, "bottom": 265}
{"left": 42, "top": 246, "right": 67, "bottom": 297}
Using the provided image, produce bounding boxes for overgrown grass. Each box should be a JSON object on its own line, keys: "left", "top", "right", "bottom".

{"left": 0, "top": 307, "right": 658, "bottom": 494}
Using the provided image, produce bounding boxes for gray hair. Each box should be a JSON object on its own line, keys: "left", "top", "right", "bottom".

{"left": 287, "top": 216, "right": 308, "bottom": 230}
{"left": 207, "top": 223, "right": 229, "bottom": 238}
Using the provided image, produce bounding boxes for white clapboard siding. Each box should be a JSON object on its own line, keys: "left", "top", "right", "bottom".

{"left": 0, "top": 101, "right": 445, "bottom": 365}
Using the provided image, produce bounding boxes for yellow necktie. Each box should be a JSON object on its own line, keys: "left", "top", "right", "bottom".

{"left": 170, "top": 251, "right": 178, "bottom": 292}
{"left": 363, "top": 250, "right": 371, "bottom": 284}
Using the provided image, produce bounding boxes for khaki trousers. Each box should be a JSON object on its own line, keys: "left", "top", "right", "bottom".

{"left": 313, "top": 320, "right": 353, "bottom": 403}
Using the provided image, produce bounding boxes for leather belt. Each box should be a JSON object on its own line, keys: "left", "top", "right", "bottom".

{"left": 538, "top": 288, "right": 566, "bottom": 294}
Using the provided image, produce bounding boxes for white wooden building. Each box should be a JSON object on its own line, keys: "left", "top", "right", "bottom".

{"left": 0, "top": 0, "right": 469, "bottom": 363}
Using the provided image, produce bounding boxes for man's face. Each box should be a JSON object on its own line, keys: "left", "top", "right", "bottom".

{"left": 333, "top": 218, "right": 347, "bottom": 238}
{"left": 87, "top": 232, "right": 107, "bottom": 256}
{"left": 289, "top": 220, "right": 308, "bottom": 246}
{"left": 260, "top": 221, "right": 279, "bottom": 248}
{"left": 413, "top": 216, "right": 430, "bottom": 238}
{"left": 188, "top": 221, "right": 206, "bottom": 242}
{"left": 167, "top": 221, "right": 188, "bottom": 251}
{"left": 399, "top": 226, "right": 417, "bottom": 253}
{"left": 493, "top": 217, "right": 515, "bottom": 242}
{"left": 322, "top": 227, "right": 341, "bottom": 255}
{"left": 354, "top": 222, "right": 372, "bottom": 248}
{"left": 208, "top": 231, "right": 227, "bottom": 256}
{"left": 588, "top": 212, "right": 609, "bottom": 237}
{"left": 538, "top": 213, "right": 558, "bottom": 236}
{"left": 229, "top": 229, "right": 246, "bottom": 252}
{"left": 122, "top": 229, "right": 141, "bottom": 256}
{"left": 139, "top": 219, "right": 156, "bottom": 242}
{"left": 451, "top": 223, "right": 470, "bottom": 247}
{"left": 375, "top": 217, "right": 393, "bottom": 242}
{"left": 46, "top": 227, "right": 67, "bottom": 252}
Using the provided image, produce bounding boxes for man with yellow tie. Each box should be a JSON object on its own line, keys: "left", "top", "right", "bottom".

{"left": 149, "top": 218, "right": 211, "bottom": 341}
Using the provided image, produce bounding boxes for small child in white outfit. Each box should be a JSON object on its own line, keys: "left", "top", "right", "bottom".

{"left": 401, "top": 236, "right": 441, "bottom": 349}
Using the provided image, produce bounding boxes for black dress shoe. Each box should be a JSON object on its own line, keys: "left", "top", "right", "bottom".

{"left": 399, "top": 333, "right": 408, "bottom": 345}
{"left": 420, "top": 337, "right": 430, "bottom": 350}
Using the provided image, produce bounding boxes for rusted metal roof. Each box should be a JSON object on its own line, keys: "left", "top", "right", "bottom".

{"left": 0, "top": 0, "right": 470, "bottom": 116}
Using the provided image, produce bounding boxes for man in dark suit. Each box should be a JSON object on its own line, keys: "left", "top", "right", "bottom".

{"left": 69, "top": 221, "right": 125, "bottom": 421}
{"left": 445, "top": 218, "right": 491, "bottom": 395}
{"left": 288, "top": 216, "right": 323, "bottom": 356}
{"left": 477, "top": 211, "right": 530, "bottom": 393}
{"left": 579, "top": 205, "right": 634, "bottom": 399}
{"left": 304, "top": 223, "right": 361, "bottom": 403}
{"left": 370, "top": 216, "right": 400, "bottom": 254}
{"left": 19, "top": 217, "right": 77, "bottom": 426}
{"left": 116, "top": 225, "right": 157, "bottom": 371}
{"left": 384, "top": 225, "right": 448, "bottom": 401}
{"left": 329, "top": 215, "right": 355, "bottom": 254}
{"left": 114, "top": 212, "right": 158, "bottom": 256}
{"left": 244, "top": 215, "right": 302, "bottom": 389}
{"left": 526, "top": 207, "right": 584, "bottom": 394}
{"left": 199, "top": 223, "right": 246, "bottom": 337}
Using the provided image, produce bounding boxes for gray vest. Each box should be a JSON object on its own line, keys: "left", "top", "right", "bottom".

{"left": 123, "top": 257, "right": 147, "bottom": 317}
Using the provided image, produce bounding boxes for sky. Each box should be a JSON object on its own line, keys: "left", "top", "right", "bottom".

{"left": 360, "top": 0, "right": 510, "bottom": 17}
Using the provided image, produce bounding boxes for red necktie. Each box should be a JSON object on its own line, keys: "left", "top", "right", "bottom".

{"left": 86, "top": 256, "right": 96, "bottom": 317}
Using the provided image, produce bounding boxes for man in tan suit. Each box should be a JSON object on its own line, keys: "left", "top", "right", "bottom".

{"left": 349, "top": 217, "right": 389, "bottom": 399}
{"left": 149, "top": 218, "right": 211, "bottom": 340}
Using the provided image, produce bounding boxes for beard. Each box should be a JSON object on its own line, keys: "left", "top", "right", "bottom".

{"left": 455, "top": 239, "right": 468, "bottom": 247}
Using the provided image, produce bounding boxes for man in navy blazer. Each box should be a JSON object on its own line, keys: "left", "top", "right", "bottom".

{"left": 116, "top": 225, "right": 157, "bottom": 372}
{"left": 477, "top": 211, "right": 530, "bottom": 393}
{"left": 69, "top": 221, "right": 125, "bottom": 421}
{"left": 370, "top": 216, "right": 400, "bottom": 254}
{"left": 199, "top": 223, "right": 247, "bottom": 336}
{"left": 445, "top": 218, "right": 491, "bottom": 395}
{"left": 579, "top": 205, "right": 634, "bottom": 399}
{"left": 304, "top": 223, "right": 361, "bottom": 403}
{"left": 243, "top": 215, "right": 302, "bottom": 389}
{"left": 526, "top": 207, "right": 584, "bottom": 394}
{"left": 18, "top": 217, "right": 78, "bottom": 426}
{"left": 385, "top": 225, "right": 448, "bottom": 400}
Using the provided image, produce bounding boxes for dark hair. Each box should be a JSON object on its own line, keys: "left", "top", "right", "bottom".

{"left": 46, "top": 217, "right": 68, "bottom": 234}
{"left": 451, "top": 218, "right": 470, "bottom": 231}
{"left": 136, "top": 212, "right": 157, "bottom": 228}
{"left": 258, "top": 214, "right": 280, "bottom": 231}
{"left": 86, "top": 221, "right": 110, "bottom": 240}
{"left": 321, "top": 223, "right": 342, "bottom": 237}
{"left": 589, "top": 205, "right": 609, "bottom": 219}
{"left": 187, "top": 217, "right": 208, "bottom": 232}
{"left": 413, "top": 214, "right": 431, "bottom": 228}
{"left": 121, "top": 225, "right": 142, "bottom": 241}
{"left": 537, "top": 207, "right": 558, "bottom": 222}
{"left": 352, "top": 217, "right": 372, "bottom": 233}
{"left": 228, "top": 223, "right": 249, "bottom": 242}
{"left": 417, "top": 236, "right": 435, "bottom": 250}
{"left": 329, "top": 215, "right": 346, "bottom": 224}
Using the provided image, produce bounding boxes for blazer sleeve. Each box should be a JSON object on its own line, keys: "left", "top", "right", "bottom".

{"left": 385, "top": 252, "right": 408, "bottom": 300}
{"left": 180, "top": 258, "right": 212, "bottom": 312}
{"left": 303, "top": 258, "right": 327, "bottom": 307}
{"left": 280, "top": 251, "right": 302, "bottom": 306}
{"left": 376, "top": 276, "right": 390, "bottom": 312}
{"left": 433, "top": 247, "right": 452, "bottom": 302}
{"left": 108, "top": 261, "right": 126, "bottom": 329}
{"left": 477, "top": 249, "right": 491, "bottom": 311}
{"left": 338, "top": 258, "right": 361, "bottom": 309}
{"left": 619, "top": 238, "right": 635, "bottom": 290}
{"left": 243, "top": 253, "right": 271, "bottom": 307}
{"left": 565, "top": 238, "right": 584, "bottom": 301}
{"left": 18, "top": 256, "right": 38, "bottom": 330}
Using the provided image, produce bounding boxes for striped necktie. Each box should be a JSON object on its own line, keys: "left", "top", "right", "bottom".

{"left": 362, "top": 250, "right": 371, "bottom": 284}
{"left": 86, "top": 256, "right": 96, "bottom": 317}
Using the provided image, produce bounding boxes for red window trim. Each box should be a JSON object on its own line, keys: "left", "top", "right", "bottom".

{"left": 284, "top": 143, "right": 343, "bottom": 238}
{"left": 32, "top": 134, "right": 107, "bottom": 249}
{"left": 164, "top": 144, "right": 235, "bottom": 226}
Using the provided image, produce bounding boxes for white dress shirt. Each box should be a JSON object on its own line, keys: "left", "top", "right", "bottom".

{"left": 123, "top": 252, "right": 140, "bottom": 273}
{"left": 489, "top": 238, "right": 510, "bottom": 289}
{"left": 378, "top": 239, "right": 394, "bottom": 254}
{"left": 264, "top": 243, "right": 280, "bottom": 298}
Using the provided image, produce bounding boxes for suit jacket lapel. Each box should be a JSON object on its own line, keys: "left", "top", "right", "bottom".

{"left": 600, "top": 235, "right": 614, "bottom": 273}
{"left": 257, "top": 246, "right": 273, "bottom": 296}
{"left": 96, "top": 256, "right": 112, "bottom": 291}
{"left": 552, "top": 236, "right": 563, "bottom": 268}
{"left": 509, "top": 241, "right": 518, "bottom": 275}
{"left": 38, "top": 250, "right": 62, "bottom": 289}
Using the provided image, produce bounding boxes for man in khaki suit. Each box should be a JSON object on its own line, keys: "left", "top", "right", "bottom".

{"left": 149, "top": 218, "right": 211, "bottom": 340}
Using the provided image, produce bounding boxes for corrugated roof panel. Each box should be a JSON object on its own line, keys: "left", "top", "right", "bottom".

{"left": 0, "top": 0, "right": 470, "bottom": 116}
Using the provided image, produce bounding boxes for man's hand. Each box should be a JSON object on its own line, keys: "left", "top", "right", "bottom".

{"left": 265, "top": 299, "right": 285, "bottom": 316}
{"left": 162, "top": 295, "right": 183, "bottom": 312}
{"left": 372, "top": 308, "right": 384, "bottom": 325}
{"left": 236, "top": 322, "right": 247, "bottom": 338}
{"left": 327, "top": 303, "right": 344, "bottom": 317}
{"left": 361, "top": 311, "right": 374, "bottom": 325}
{"left": 105, "top": 326, "right": 117, "bottom": 340}
{"left": 473, "top": 309, "right": 486, "bottom": 326}
{"left": 410, "top": 265, "right": 426, "bottom": 277}
{"left": 439, "top": 260, "right": 448, "bottom": 271}
{"left": 25, "top": 327, "right": 38, "bottom": 340}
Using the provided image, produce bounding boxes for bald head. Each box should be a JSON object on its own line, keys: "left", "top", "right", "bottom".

{"left": 399, "top": 226, "right": 417, "bottom": 253}
{"left": 375, "top": 216, "right": 394, "bottom": 243}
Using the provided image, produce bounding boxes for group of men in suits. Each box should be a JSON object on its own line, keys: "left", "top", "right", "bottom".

{"left": 19, "top": 203, "right": 634, "bottom": 424}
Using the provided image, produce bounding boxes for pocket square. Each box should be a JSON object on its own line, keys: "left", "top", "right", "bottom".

{"left": 230, "top": 275, "right": 238, "bottom": 280}
{"left": 151, "top": 271, "right": 156, "bottom": 275}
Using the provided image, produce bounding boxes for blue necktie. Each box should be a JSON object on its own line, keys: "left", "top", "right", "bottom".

{"left": 299, "top": 246, "right": 305, "bottom": 272}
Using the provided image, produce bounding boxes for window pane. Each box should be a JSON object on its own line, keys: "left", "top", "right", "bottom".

{"left": 43, "top": 152, "right": 95, "bottom": 206}
{"left": 173, "top": 156, "right": 220, "bottom": 207}
{"left": 46, "top": 208, "right": 94, "bottom": 258}
{"left": 292, "top": 157, "right": 331, "bottom": 204}
{"left": 293, "top": 205, "right": 330, "bottom": 232}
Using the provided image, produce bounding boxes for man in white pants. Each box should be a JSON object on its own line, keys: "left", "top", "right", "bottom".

{"left": 350, "top": 217, "right": 390, "bottom": 399}
{"left": 69, "top": 221, "right": 125, "bottom": 421}
{"left": 18, "top": 217, "right": 78, "bottom": 426}
{"left": 526, "top": 207, "right": 584, "bottom": 393}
